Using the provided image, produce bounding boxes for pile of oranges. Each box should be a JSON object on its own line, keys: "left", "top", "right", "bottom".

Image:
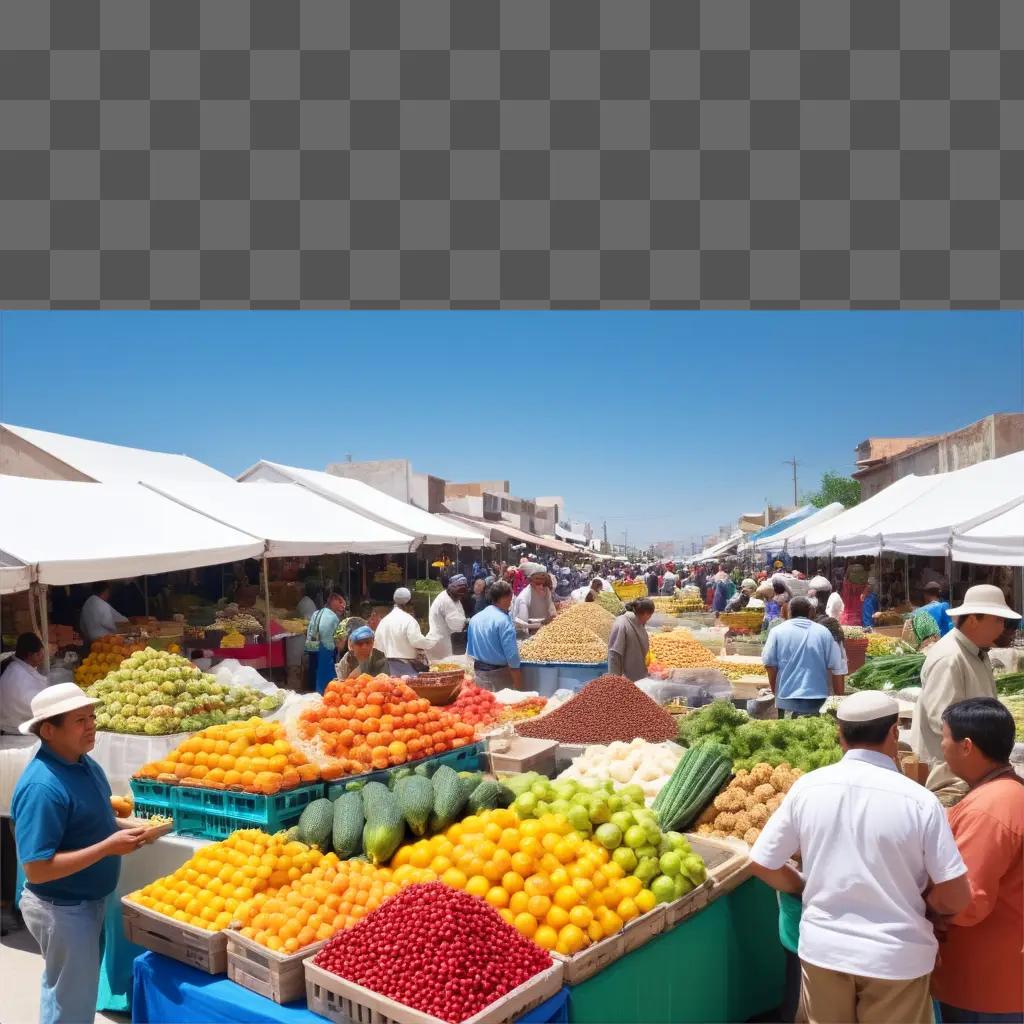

{"left": 297, "top": 674, "right": 475, "bottom": 779}
{"left": 74, "top": 634, "right": 145, "bottom": 686}
{"left": 236, "top": 857, "right": 403, "bottom": 953}
{"left": 127, "top": 829, "right": 325, "bottom": 932}
{"left": 390, "top": 808, "right": 654, "bottom": 956}
{"left": 134, "top": 719, "right": 319, "bottom": 794}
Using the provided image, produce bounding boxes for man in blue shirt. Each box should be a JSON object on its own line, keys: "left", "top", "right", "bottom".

{"left": 861, "top": 577, "right": 880, "bottom": 628}
{"left": 467, "top": 580, "right": 522, "bottom": 692}
{"left": 762, "top": 597, "right": 845, "bottom": 717}
{"left": 12, "top": 683, "right": 147, "bottom": 1024}
{"left": 920, "top": 581, "right": 954, "bottom": 637}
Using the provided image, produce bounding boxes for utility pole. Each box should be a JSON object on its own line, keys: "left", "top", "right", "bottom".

{"left": 782, "top": 457, "right": 799, "bottom": 506}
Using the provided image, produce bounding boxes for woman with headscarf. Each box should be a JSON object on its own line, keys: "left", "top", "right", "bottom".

{"left": 724, "top": 579, "right": 758, "bottom": 612}
{"left": 335, "top": 620, "right": 388, "bottom": 679}
{"left": 902, "top": 609, "right": 941, "bottom": 651}
{"left": 607, "top": 598, "right": 655, "bottom": 681}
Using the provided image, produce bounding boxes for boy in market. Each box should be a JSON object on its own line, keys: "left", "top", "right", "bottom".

{"left": 11, "top": 683, "right": 149, "bottom": 1024}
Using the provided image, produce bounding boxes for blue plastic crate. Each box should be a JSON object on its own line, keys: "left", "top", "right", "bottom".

{"left": 167, "top": 782, "right": 324, "bottom": 841}
{"left": 129, "top": 778, "right": 176, "bottom": 812}
{"left": 326, "top": 742, "right": 482, "bottom": 801}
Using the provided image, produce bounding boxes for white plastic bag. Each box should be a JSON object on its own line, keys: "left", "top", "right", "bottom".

{"left": 212, "top": 659, "right": 278, "bottom": 695}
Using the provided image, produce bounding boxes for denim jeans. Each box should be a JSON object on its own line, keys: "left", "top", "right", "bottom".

{"left": 20, "top": 888, "right": 106, "bottom": 1024}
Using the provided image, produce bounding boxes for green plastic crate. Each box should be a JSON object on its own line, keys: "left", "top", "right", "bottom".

{"left": 325, "top": 743, "right": 482, "bottom": 801}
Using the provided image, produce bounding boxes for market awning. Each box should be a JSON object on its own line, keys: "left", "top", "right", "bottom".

{"left": 1, "top": 422, "right": 232, "bottom": 483}
{"left": 0, "top": 552, "right": 30, "bottom": 594}
{"left": 0, "top": 477, "right": 264, "bottom": 586}
{"left": 749, "top": 503, "right": 845, "bottom": 552}
{"left": 693, "top": 530, "right": 744, "bottom": 562}
{"left": 796, "top": 451, "right": 1024, "bottom": 558}
{"left": 791, "top": 474, "right": 940, "bottom": 557}
{"left": 236, "top": 461, "right": 489, "bottom": 548}
{"left": 554, "top": 523, "right": 588, "bottom": 545}
{"left": 440, "top": 513, "right": 578, "bottom": 555}
{"left": 142, "top": 480, "right": 416, "bottom": 557}
{"left": 745, "top": 506, "right": 815, "bottom": 547}
{"left": 952, "top": 503, "right": 1024, "bottom": 566}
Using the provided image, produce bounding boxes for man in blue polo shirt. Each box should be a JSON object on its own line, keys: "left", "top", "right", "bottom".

{"left": 762, "top": 596, "right": 845, "bottom": 717}
{"left": 467, "top": 580, "right": 522, "bottom": 692}
{"left": 12, "top": 682, "right": 148, "bottom": 1024}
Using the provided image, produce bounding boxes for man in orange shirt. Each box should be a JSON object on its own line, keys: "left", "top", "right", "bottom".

{"left": 931, "top": 697, "right": 1024, "bottom": 1023}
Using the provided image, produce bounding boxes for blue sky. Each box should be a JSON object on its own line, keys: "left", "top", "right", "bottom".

{"left": 1, "top": 311, "right": 1022, "bottom": 551}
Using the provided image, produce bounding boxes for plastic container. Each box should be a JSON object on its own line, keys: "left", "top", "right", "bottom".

{"left": 129, "top": 778, "right": 176, "bottom": 819}
{"left": 325, "top": 743, "right": 482, "bottom": 800}
{"left": 169, "top": 782, "right": 324, "bottom": 841}
{"left": 519, "top": 661, "right": 608, "bottom": 698}
{"left": 485, "top": 737, "right": 559, "bottom": 777}
{"left": 304, "top": 958, "right": 563, "bottom": 1024}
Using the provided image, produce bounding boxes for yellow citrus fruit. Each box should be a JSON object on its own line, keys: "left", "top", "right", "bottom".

{"left": 465, "top": 875, "right": 490, "bottom": 899}
{"left": 509, "top": 890, "right": 530, "bottom": 914}
{"left": 527, "top": 894, "right": 552, "bottom": 919}
{"left": 533, "top": 925, "right": 558, "bottom": 951}
{"left": 545, "top": 905, "right": 570, "bottom": 931}
{"left": 501, "top": 871, "right": 525, "bottom": 895}
{"left": 553, "top": 884, "right": 580, "bottom": 910}
{"left": 556, "top": 923, "right": 587, "bottom": 956}
{"left": 635, "top": 889, "right": 656, "bottom": 914}
{"left": 568, "top": 905, "right": 593, "bottom": 929}
{"left": 514, "top": 912, "right": 538, "bottom": 938}
{"left": 486, "top": 887, "right": 509, "bottom": 909}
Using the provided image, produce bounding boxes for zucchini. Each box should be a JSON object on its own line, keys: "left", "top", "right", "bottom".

{"left": 332, "top": 792, "right": 364, "bottom": 858}
{"left": 654, "top": 744, "right": 732, "bottom": 832}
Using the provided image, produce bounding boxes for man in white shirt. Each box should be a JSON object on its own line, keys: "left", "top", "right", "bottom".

{"left": 427, "top": 575, "right": 468, "bottom": 660}
{"left": 1, "top": 633, "right": 48, "bottom": 735}
{"left": 79, "top": 582, "right": 128, "bottom": 648}
{"left": 295, "top": 581, "right": 317, "bottom": 621}
{"left": 749, "top": 691, "right": 971, "bottom": 1024}
{"left": 373, "top": 587, "right": 438, "bottom": 676}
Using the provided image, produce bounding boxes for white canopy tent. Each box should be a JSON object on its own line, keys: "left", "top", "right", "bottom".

{"left": 952, "top": 504, "right": 1024, "bottom": 567}
{"left": 142, "top": 480, "right": 417, "bottom": 557}
{"left": 789, "top": 475, "right": 944, "bottom": 558}
{"left": 1, "top": 422, "right": 231, "bottom": 483}
{"left": 0, "top": 477, "right": 264, "bottom": 586}
{"left": 853, "top": 451, "right": 1024, "bottom": 557}
{"left": 692, "top": 530, "right": 744, "bottom": 562}
{"left": 749, "top": 502, "right": 846, "bottom": 552}
{"left": 237, "top": 461, "right": 489, "bottom": 549}
{"left": 0, "top": 552, "right": 30, "bottom": 594}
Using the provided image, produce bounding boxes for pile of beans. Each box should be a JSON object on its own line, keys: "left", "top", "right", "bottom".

{"left": 312, "top": 881, "right": 551, "bottom": 1023}
{"left": 516, "top": 674, "right": 677, "bottom": 744}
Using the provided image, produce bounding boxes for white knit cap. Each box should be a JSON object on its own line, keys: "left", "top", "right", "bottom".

{"left": 393, "top": 587, "right": 412, "bottom": 605}
{"left": 836, "top": 691, "right": 899, "bottom": 723}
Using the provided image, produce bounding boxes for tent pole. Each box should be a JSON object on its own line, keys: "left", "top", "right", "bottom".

{"left": 40, "top": 584, "right": 50, "bottom": 675}
{"left": 144, "top": 575, "right": 149, "bottom": 617}
{"left": 263, "top": 554, "right": 272, "bottom": 673}
{"left": 903, "top": 556, "right": 910, "bottom": 608}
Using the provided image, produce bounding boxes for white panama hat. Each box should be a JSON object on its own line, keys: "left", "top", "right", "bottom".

{"left": 20, "top": 682, "right": 101, "bottom": 736}
{"left": 946, "top": 584, "right": 1021, "bottom": 621}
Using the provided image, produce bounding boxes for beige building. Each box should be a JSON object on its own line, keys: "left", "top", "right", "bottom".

{"left": 853, "top": 413, "right": 1024, "bottom": 499}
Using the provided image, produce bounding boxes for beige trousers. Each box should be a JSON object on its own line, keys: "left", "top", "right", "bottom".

{"left": 800, "top": 961, "right": 934, "bottom": 1024}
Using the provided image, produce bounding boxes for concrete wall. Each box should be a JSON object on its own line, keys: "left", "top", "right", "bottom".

{"left": 445, "top": 480, "right": 509, "bottom": 498}
{"left": 856, "top": 414, "right": 1024, "bottom": 498}
{"left": 0, "top": 428, "right": 94, "bottom": 481}
{"left": 325, "top": 459, "right": 412, "bottom": 502}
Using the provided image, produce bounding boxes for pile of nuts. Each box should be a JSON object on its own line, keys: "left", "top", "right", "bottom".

{"left": 555, "top": 602, "right": 616, "bottom": 642}
{"left": 648, "top": 630, "right": 718, "bottom": 669}
{"left": 520, "top": 616, "right": 608, "bottom": 664}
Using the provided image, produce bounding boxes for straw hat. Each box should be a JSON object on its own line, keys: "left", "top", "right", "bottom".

{"left": 946, "top": 585, "right": 1021, "bottom": 621}
{"left": 20, "top": 682, "right": 100, "bottom": 736}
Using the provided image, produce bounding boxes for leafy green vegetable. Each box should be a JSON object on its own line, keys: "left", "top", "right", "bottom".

{"left": 847, "top": 654, "right": 925, "bottom": 692}
{"left": 677, "top": 699, "right": 841, "bottom": 774}
{"left": 996, "top": 671, "right": 1024, "bottom": 696}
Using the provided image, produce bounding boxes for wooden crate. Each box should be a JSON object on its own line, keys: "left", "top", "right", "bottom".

{"left": 551, "top": 904, "right": 666, "bottom": 985}
{"left": 121, "top": 897, "right": 227, "bottom": 974}
{"left": 663, "top": 878, "right": 713, "bottom": 928}
{"left": 226, "top": 929, "right": 326, "bottom": 1004}
{"left": 304, "top": 958, "right": 563, "bottom": 1024}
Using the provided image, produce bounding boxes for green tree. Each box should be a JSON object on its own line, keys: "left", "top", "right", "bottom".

{"left": 802, "top": 471, "right": 860, "bottom": 509}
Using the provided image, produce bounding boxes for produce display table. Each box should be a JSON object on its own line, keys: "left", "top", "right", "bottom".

{"left": 567, "top": 879, "right": 783, "bottom": 1024}
{"left": 131, "top": 952, "right": 571, "bottom": 1024}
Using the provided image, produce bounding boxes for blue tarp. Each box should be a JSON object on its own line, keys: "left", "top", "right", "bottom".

{"left": 132, "top": 951, "right": 570, "bottom": 1024}
{"left": 746, "top": 506, "right": 815, "bottom": 545}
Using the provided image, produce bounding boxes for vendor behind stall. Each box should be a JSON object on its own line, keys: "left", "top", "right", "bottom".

{"left": 373, "top": 587, "right": 437, "bottom": 676}
{"left": 512, "top": 564, "right": 557, "bottom": 637}
{"left": 1, "top": 633, "right": 48, "bottom": 736}
{"left": 607, "top": 598, "right": 654, "bottom": 681}
{"left": 78, "top": 581, "right": 128, "bottom": 651}
{"left": 336, "top": 621, "right": 387, "bottom": 679}
{"left": 427, "top": 575, "right": 468, "bottom": 660}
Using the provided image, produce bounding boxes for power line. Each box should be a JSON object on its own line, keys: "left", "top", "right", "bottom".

{"left": 782, "top": 457, "right": 799, "bottom": 506}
